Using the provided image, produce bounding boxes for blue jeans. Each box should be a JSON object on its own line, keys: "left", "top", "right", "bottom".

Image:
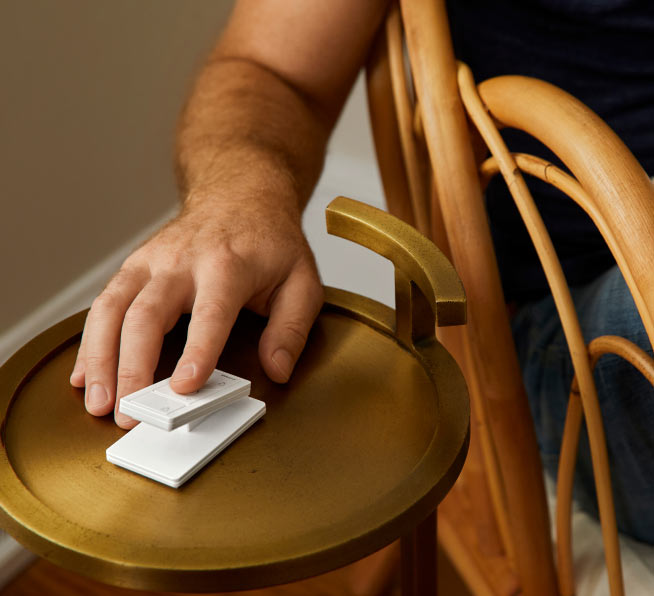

{"left": 511, "top": 265, "right": 654, "bottom": 545}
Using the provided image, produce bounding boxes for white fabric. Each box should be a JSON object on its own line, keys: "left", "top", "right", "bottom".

{"left": 545, "top": 476, "right": 654, "bottom": 595}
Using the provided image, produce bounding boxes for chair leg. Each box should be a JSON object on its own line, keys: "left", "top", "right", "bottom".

{"left": 401, "top": 509, "right": 437, "bottom": 595}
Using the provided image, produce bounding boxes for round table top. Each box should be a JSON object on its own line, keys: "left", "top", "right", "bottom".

{"left": 0, "top": 289, "right": 468, "bottom": 592}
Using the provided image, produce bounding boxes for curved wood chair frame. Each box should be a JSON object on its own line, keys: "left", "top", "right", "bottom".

{"left": 366, "top": 1, "right": 654, "bottom": 595}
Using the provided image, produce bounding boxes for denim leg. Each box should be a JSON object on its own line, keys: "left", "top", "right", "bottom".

{"left": 512, "top": 265, "right": 654, "bottom": 544}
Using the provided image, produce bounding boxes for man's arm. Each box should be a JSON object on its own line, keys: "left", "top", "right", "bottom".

{"left": 70, "top": 0, "right": 389, "bottom": 427}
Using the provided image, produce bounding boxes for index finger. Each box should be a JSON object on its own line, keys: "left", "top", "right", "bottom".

{"left": 169, "top": 273, "right": 249, "bottom": 394}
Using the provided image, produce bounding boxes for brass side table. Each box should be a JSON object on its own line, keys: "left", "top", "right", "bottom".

{"left": 0, "top": 197, "right": 469, "bottom": 595}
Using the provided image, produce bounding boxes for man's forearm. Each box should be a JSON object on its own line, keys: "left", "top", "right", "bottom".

{"left": 176, "top": 56, "right": 332, "bottom": 215}
{"left": 73, "top": 0, "right": 386, "bottom": 426}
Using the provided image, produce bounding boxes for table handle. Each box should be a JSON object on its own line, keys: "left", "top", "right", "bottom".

{"left": 325, "top": 196, "right": 466, "bottom": 347}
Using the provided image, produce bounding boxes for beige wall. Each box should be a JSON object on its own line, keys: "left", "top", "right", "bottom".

{"left": 0, "top": 1, "right": 235, "bottom": 333}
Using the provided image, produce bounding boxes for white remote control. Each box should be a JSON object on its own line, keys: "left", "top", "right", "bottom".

{"left": 118, "top": 369, "right": 251, "bottom": 431}
{"left": 106, "top": 370, "right": 265, "bottom": 488}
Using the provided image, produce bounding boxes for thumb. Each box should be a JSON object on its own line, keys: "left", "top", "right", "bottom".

{"left": 258, "top": 267, "right": 323, "bottom": 383}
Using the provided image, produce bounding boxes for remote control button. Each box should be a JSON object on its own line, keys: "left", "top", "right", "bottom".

{"left": 130, "top": 393, "right": 186, "bottom": 415}
{"left": 154, "top": 372, "right": 239, "bottom": 400}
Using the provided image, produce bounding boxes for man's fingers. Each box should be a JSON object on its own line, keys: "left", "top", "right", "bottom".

{"left": 169, "top": 273, "right": 247, "bottom": 395}
{"left": 82, "top": 268, "right": 147, "bottom": 417}
{"left": 70, "top": 325, "right": 89, "bottom": 388}
{"left": 258, "top": 266, "right": 323, "bottom": 383}
{"left": 114, "top": 275, "right": 190, "bottom": 428}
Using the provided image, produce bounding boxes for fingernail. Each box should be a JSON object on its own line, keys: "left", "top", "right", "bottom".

{"left": 86, "top": 383, "right": 109, "bottom": 409}
{"left": 271, "top": 348, "right": 293, "bottom": 382}
{"left": 173, "top": 363, "right": 196, "bottom": 381}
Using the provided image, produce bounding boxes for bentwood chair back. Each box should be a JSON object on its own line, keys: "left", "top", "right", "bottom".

{"left": 366, "top": 1, "right": 654, "bottom": 595}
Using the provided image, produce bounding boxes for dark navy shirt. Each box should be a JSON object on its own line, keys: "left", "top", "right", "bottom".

{"left": 447, "top": 0, "right": 654, "bottom": 301}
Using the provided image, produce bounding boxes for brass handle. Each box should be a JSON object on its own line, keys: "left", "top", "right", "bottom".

{"left": 325, "top": 196, "right": 466, "bottom": 347}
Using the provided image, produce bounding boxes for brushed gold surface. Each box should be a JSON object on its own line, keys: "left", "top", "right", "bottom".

{"left": 326, "top": 196, "right": 466, "bottom": 332}
{"left": 0, "top": 198, "right": 469, "bottom": 592}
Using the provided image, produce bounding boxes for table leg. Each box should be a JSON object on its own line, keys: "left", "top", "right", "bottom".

{"left": 401, "top": 509, "right": 437, "bottom": 595}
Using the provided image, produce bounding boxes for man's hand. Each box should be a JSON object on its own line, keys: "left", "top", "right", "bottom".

{"left": 69, "top": 0, "right": 387, "bottom": 427}
{"left": 70, "top": 196, "right": 322, "bottom": 428}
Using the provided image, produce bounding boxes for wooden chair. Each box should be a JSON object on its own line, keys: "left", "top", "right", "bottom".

{"left": 365, "top": 1, "right": 654, "bottom": 595}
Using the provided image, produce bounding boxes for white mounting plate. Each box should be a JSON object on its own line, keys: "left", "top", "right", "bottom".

{"left": 107, "top": 397, "right": 266, "bottom": 488}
